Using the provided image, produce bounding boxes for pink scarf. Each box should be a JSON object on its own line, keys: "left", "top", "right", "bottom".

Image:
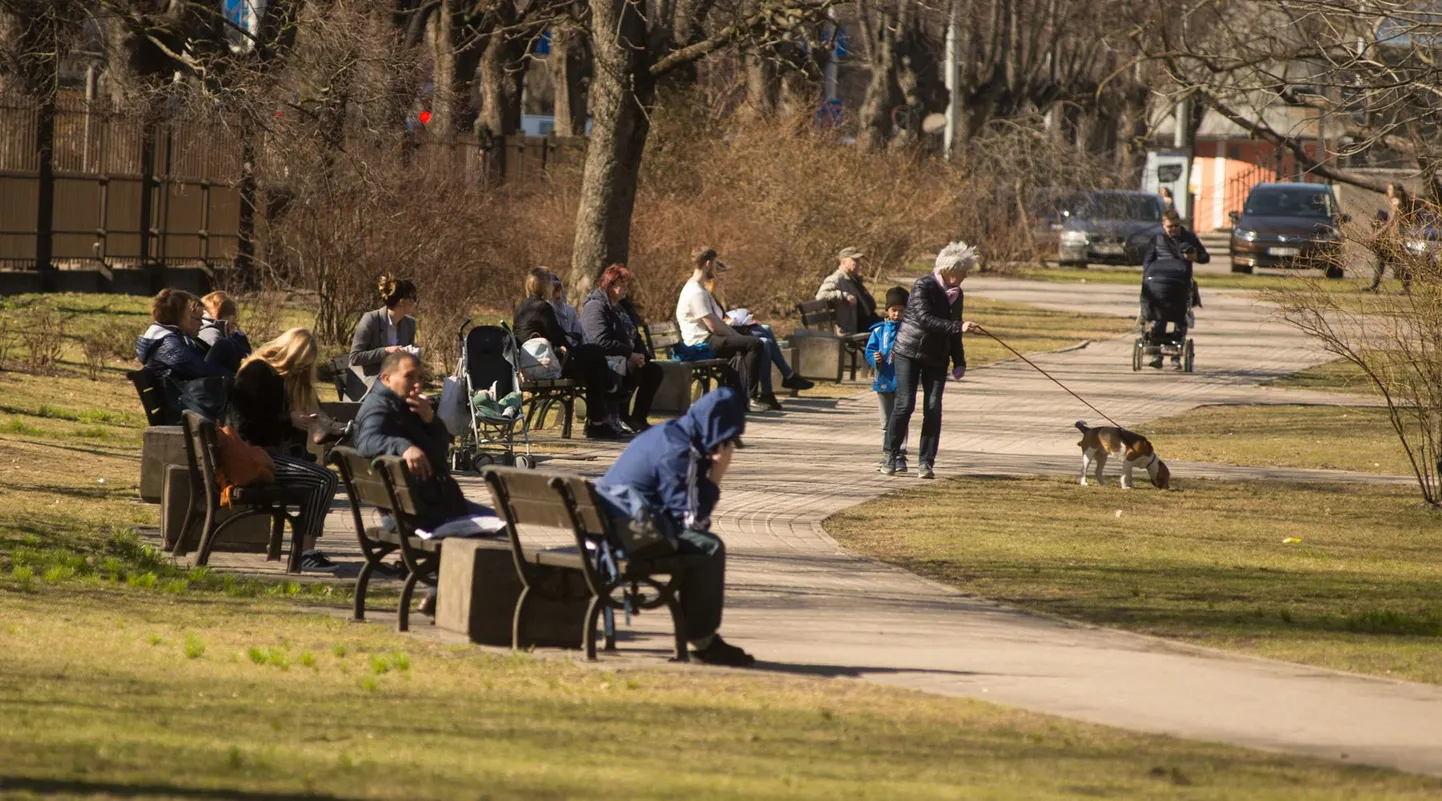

{"left": 937, "top": 273, "right": 961, "bottom": 305}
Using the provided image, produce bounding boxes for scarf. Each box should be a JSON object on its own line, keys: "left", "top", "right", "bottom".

{"left": 937, "top": 273, "right": 961, "bottom": 305}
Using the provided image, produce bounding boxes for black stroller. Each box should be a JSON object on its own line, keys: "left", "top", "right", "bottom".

{"left": 451, "top": 320, "right": 535, "bottom": 470}
{"left": 1132, "top": 257, "right": 1197, "bottom": 373}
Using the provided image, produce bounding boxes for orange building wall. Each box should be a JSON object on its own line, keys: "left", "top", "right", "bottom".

{"left": 1188, "top": 140, "right": 1322, "bottom": 232}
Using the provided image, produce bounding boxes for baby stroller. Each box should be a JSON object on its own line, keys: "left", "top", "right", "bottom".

{"left": 450, "top": 320, "right": 535, "bottom": 470}
{"left": 1132, "top": 258, "right": 1197, "bottom": 373}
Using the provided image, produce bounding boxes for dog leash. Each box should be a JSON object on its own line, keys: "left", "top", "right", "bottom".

{"left": 971, "top": 324, "right": 1124, "bottom": 429}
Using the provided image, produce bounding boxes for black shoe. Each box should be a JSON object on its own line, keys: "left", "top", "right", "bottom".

{"left": 585, "top": 423, "right": 625, "bottom": 440}
{"left": 371, "top": 560, "right": 406, "bottom": 579}
{"left": 299, "top": 550, "right": 339, "bottom": 573}
{"left": 625, "top": 416, "right": 652, "bottom": 433}
{"left": 1147, "top": 357, "right": 1163, "bottom": 369}
{"left": 781, "top": 374, "right": 815, "bottom": 391}
{"left": 417, "top": 591, "right": 437, "bottom": 617}
{"left": 760, "top": 393, "right": 784, "bottom": 411}
{"left": 691, "top": 636, "right": 756, "bottom": 667}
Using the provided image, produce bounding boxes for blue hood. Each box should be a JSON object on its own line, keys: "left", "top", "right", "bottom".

{"left": 673, "top": 386, "right": 746, "bottom": 453}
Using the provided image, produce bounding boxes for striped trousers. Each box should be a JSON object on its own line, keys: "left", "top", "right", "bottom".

{"left": 270, "top": 454, "right": 338, "bottom": 545}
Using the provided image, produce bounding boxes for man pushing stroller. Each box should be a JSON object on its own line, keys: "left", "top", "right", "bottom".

{"left": 1141, "top": 210, "right": 1205, "bottom": 369}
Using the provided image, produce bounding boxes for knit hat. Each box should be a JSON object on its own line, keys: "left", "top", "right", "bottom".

{"left": 885, "top": 286, "right": 909, "bottom": 309}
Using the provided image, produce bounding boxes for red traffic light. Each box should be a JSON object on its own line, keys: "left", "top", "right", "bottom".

{"left": 418, "top": 110, "right": 432, "bottom": 125}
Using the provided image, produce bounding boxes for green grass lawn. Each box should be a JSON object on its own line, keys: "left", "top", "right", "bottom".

{"left": 1144, "top": 404, "right": 1413, "bottom": 476}
{"left": 2, "top": 586, "right": 1439, "bottom": 800}
{"left": 827, "top": 476, "right": 1442, "bottom": 685}
{"left": 1266, "top": 357, "right": 1374, "bottom": 393}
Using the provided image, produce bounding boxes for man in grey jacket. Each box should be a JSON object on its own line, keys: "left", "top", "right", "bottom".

{"left": 815, "top": 247, "right": 879, "bottom": 335}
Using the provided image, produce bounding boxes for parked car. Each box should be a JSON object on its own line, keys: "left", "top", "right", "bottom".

{"left": 1052, "top": 191, "right": 1167, "bottom": 268}
{"left": 1229, "top": 183, "right": 1350, "bottom": 277}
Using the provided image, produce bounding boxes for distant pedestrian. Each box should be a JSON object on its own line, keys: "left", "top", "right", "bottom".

{"left": 865, "top": 286, "right": 910, "bottom": 472}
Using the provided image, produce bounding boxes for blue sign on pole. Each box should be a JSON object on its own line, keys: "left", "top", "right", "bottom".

{"left": 833, "top": 27, "right": 850, "bottom": 59}
{"left": 534, "top": 30, "right": 552, "bottom": 57}
{"left": 815, "top": 98, "right": 844, "bottom": 129}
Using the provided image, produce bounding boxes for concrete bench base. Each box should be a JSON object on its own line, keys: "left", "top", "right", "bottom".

{"left": 140, "top": 426, "right": 186, "bottom": 503}
{"left": 160, "top": 464, "right": 273, "bottom": 554}
{"left": 435, "top": 537, "right": 589, "bottom": 649}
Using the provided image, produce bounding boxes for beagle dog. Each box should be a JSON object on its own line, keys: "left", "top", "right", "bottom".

{"left": 1075, "top": 420, "right": 1171, "bottom": 489}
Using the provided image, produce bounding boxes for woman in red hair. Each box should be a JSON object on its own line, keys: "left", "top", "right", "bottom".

{"left": 580, "top": 264, "right": 664, "bottom": 432}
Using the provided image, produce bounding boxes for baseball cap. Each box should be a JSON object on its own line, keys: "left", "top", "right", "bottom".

{"left": 838, "top": 247, "right": 865, "bottom": 260}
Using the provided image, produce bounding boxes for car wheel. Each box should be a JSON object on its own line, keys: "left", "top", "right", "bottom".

{"left": 1324, "top": 264, "right": 1345, "bottom": 280}
{"left": 1231, "top": 263, "right": 1254, "bottom": 274}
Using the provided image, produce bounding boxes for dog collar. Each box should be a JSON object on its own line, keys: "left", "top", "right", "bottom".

{"left": 1148, "top": 453, "right": 1159, "bottom": 467}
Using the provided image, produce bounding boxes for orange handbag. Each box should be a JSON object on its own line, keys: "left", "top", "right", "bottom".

{"left": 214, "top": 425, "right": 276, "bottom": 507}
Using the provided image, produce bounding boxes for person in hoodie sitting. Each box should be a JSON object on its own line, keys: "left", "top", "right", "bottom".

{"left": 196, "top": 291, "right": 253, "bottom": 375}
{"left": 596, "top": 386, "right": 755, "bottom": 667}
{"left": 136, "top": 289, "right": 234, "bottom": 420}
{"left": 354, "top": 349, "right": 499, "bottom": 613}
{"left": 864, "top": 286, "right": 910, "bottom": 473}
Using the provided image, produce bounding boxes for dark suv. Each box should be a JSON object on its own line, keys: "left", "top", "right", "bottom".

{"left": 1052, "top": 190, "right": 1166, "bottom": 267}
{"left": 1229, "top": 183, "right": 1349, "bottom": 277}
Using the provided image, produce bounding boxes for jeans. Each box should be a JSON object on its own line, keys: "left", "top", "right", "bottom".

{"left": 742, "top": 324, "right": 793, "bottom": 392}
{"left": 620, "top": 358, "right": 664, "bottom": 422}
{"left": 706, "top": 331, "right": 766, "bottom": 398}
{"left": 676, "top": 527, "right": 726, "bottom": 641}
{"left": 1148, "top": 320, "right": 1187, "bottom": 349}
{"left": 885, "top": 354, "right": 947, "bottom": 467}
{"left": 877, "top": 391, "right": 907, "bottom": 458}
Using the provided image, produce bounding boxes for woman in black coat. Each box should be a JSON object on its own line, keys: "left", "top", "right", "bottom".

{"left": 883, "top": 242, "right": 980, "bottom": 479}
{"left": 513, "top": 267, "right": 623, "bottom": 440}
{"left": 581, "top": 264, "right": 664, "bottom": 432}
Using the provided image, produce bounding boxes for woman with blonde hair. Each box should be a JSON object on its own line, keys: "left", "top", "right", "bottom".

{"left": 228, "top": 328, "right": 340, "bottom": 572}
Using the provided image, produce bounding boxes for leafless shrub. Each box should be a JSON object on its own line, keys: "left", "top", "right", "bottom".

{"left": 81, "top": 334, "right": 108, "bottom": 380}
{"left": 0, "top": 319, "right": 11, "bottom": 371}
{"left": 236, "top": 291, "right": 290, "bottom": 346}
{"left": 21, "top": 306, "right": 67, "bottom": 374}
{"left": 100, "top": 325, "right": 137, "bottom": 364}
{"left": 1268, "top": 212, "right": 1442, "bottom": 505}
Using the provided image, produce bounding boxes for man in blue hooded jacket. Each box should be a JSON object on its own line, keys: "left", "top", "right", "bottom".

{"left": 597, "top": 386, "right": 755, "bottom": 667}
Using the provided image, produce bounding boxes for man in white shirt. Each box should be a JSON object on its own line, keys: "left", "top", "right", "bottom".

{"left": 675, "top": 248, "right": 767, "bottom": 413}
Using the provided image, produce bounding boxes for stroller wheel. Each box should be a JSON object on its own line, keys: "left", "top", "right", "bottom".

{"left": 1131, "top": 339, "right": 1144, "bottom": 372}
{"left": 473, "top": 454, "right": 495, "bottom": 468}
{"left": 515, "top": 455, "right": 536, "bottom": 470}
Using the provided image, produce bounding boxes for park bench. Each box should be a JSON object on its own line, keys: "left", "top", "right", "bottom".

{"left": 176, "top": 410, "right": 309, "bottom": 573}
{"left": 792, "top": 299, "right": 869, "bottom": 383}
{"left": 644, "top": 322, "right": 733, "bottom": 415}
{"left": 330, "top": 446, "right": 469, "bottom": 632}
{"left": 521, "top": 375, "right": 581, "bottom": 439}
{"left": 483, "top": 466, "right": 704, "bottom": 661}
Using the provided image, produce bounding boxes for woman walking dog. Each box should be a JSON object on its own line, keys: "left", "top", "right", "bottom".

{"left": 881, "top": 242, "right": 979, "bottom": 479}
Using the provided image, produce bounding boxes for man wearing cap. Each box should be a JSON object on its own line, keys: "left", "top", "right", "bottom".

{"left": 817, "top": 247, "right": 880, "bottom": 335}
{"left": 596, "top": 387, "right": 755, "bottom": 667}
{"left": 675, "top": 247, "right": 768, "bottom": 413}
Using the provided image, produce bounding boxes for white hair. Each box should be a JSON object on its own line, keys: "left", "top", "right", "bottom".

{"left": 934, "top": 241, "right": 979, "bottom": 276}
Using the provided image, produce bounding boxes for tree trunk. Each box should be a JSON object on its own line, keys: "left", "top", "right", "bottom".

{"left": 552, "top": 22, "right": 591, "bottom": 137}
{"left": 571, "top": 0, "right": 653, "bottom": 281}
{"left": 474, "top": 23, "right": 529, "bottom": 143}
{"left": 742, "top": 46, "right": 780, "bottom": 120}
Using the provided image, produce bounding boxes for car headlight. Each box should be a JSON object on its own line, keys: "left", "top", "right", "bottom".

{"left": 1233, "top": 228, "right": 1257, "bottom": 242}
{"left": 1059, "top": 230, "right": 1088, "bottom": 246}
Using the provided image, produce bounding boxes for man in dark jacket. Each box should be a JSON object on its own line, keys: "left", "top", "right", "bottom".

{"left": 581, "top": 264, "right": 664, "bottom": 432}
{"left": 354, "top": 350, "right": 488, "bottom": 527}
{"left": 1143, "top": 209, "right": 1209, "bottom": 269}
{"left": 597, "top": 387, "right": 754, "bottom": 667}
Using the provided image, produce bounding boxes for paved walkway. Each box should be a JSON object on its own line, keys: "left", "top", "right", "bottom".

{"left": 705, "top": 279, "right": 1442, "bottom": 778}
{"left": 181, "top": 278, "right": 1442, "bottom": 777}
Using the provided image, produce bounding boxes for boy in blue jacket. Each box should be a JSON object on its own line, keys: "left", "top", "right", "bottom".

{"left": 865, "top": 287, "right": 910, "bottom": 472}
{"left": 597, "top": 387, "right": 754, "bottom": 667}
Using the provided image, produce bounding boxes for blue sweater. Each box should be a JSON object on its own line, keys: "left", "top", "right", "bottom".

{"left": 864, "top": 318, "right": 901, "bottom": 393}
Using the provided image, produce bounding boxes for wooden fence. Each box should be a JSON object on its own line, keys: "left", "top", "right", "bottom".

{"left": 0, "top": 96, "right": 579, "bottom": 294}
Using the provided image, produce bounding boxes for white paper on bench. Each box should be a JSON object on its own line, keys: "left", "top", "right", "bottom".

{"left": 726, "top": 308, "right": 754, "bottom": 327}
{"left": 415, "top": 514, "right": 507, "bottom": 540}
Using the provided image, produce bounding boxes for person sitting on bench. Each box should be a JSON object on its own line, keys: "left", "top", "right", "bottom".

{"left": 597, "top": 386, "right": 755, "bottom": 667}
{"left": 354, "top": 349, "right": 498, "bottom": 611}
{"left": 137, "top": 289, "right": 235, "bottom": 419}
{"left": 197, "top": 291, "right": 254, "bottom": 375}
